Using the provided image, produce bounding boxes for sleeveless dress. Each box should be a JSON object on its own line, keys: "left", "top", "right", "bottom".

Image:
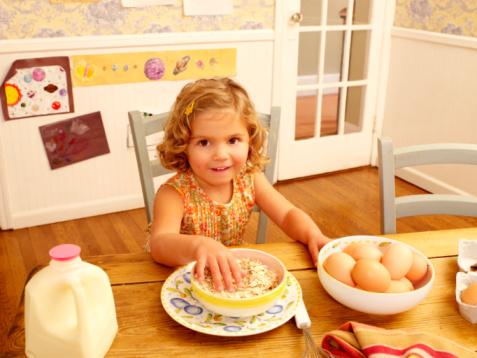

{"left": 164, "top": 170, "right": 255, "bottom": 246}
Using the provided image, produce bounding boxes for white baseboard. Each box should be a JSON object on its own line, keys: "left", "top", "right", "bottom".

{"left": 396, "top": 168, "right": 473, "bottom": 197}
{"left": 9, "top": 195, "right": 145, "bottom": 229}
{"left": 297, "top": 74, "right": 340, "bottom": 96}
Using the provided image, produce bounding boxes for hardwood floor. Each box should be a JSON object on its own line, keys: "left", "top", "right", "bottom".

{"left": 1, "top": 166, "right": 477, "bottom": 350}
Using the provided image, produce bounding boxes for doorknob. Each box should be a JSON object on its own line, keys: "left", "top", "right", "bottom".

{"left": 290, "top": 12, "right": 303, "bottom": 24}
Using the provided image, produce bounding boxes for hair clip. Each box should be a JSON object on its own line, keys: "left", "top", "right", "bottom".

{"left": 184, "top": 100, "right": 195, "bottom": 117}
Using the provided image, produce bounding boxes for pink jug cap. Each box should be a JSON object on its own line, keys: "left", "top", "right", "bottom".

{"left": 49, "top": 244, "right": 81, "bottom": 261}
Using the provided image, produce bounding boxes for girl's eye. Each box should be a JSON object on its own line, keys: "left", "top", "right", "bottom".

{"left": 228, "top": 137, "right": 240, "bottom": 144}
{"left": 197, "top": 139, "right": 209, "bottom": 147}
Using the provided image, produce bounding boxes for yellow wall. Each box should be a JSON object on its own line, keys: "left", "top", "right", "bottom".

{"left": 0, "top": 0, "right": 273, "bottom": 40}
{"left": 395, "top": 0, "right": 477, "bottom": 37}
{"left": 3, "top": 1, "right": 476, "bottom": 41}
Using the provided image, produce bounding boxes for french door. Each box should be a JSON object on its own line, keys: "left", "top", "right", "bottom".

{"left": 276, "top": 0, "right": 394, "bottom": 180}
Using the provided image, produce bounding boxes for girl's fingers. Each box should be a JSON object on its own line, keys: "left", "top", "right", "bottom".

{"left": 218, "top": 255, "right": 234, "bottom": 291}
{"left": 308, "top": 242, "right": 319, "bottom": 267}
{"left": 228, "top": 256, "right": 243, "bottom": 287}
{"left": 207, "top": 258, "right": 224, "bottom": 291}
{"left": 195, "top": 256, "right": 206, "bottom": 281}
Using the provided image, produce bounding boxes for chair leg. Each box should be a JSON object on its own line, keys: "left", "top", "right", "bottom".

{"left": 256, "top": 211, "right": 268, "bottom": 244}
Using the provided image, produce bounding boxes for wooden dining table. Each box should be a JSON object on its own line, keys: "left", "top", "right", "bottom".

{"left": 4, "top": 228, "right": 477, "bottom": 357}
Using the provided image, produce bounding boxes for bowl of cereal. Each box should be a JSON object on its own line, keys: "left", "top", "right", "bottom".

{"left": 191, "top": 248, "right": 287, "bottom": 317}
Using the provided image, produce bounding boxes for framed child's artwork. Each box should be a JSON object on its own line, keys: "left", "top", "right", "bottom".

{"left": 1, "top": 57, "right": 74, "bottom": 121}
{"left": 39, "top": 111, "right": 110, "bottom": 170}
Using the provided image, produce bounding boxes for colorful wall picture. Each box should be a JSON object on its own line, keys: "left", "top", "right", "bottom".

{"left": 39, "top": 111, "right": 110, "bottom": 170}
{"left": 71, "top": 48, "right": 236, "bottom": 87}
{"left": 1, "top": 57, "right": 74, "bottom": 121}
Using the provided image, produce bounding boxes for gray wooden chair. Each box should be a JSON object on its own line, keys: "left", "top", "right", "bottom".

{"left": 377, "top": 136, "right": 477, "bottom": 234}
{"left": 128, "top": 107, "right": 281, "bottom": 244}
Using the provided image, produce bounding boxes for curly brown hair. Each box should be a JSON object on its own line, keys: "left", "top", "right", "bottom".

{"left": 158, "top": 78, "right": 268, "bottom": 173}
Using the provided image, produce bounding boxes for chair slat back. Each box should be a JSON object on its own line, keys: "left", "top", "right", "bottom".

{"left": 395, "top": 143, "right": 477, "bottom": 168}
{"left": 377, "top": 136, "right": 477, "bottom": 234}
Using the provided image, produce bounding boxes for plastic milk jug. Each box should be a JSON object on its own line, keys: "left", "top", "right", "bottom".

{"left": 25, "top": 244, "right": 118, "bottom": 358}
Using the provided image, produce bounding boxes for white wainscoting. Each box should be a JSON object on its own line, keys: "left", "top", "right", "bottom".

{"left": 0, "top": 30, "right": 275, "bottom": 229}
{"left": 382, "top": 27, "right": 477, "bottom": 197}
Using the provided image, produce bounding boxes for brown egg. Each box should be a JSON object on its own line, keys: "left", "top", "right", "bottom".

{"left": 461, "top": 282, "right": 477, "bottom": 305}
{"left": 381, "top": 243, "right": 413, "bottom": 280}
{"left": 386, "top": 280, "right": 412, "bottom": 293}
{"left": 323, "top": 252, "right": 356, "bottom": 287}
{"left": 343, "top": 242, "right": 360, "bottom": 256}
{"left": 406, "top": 252, "right": 428, "bottom": 283}
{"left": 349, "top": 244, "right": 382, "bottom": 261}
{"left": 351, "top": 259, "right": 391, "bottom": 292}
{"left": 399, "top": 277, "right": 414, "bottom": 291}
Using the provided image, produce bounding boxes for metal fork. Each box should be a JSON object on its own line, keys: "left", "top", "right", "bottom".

{"left": 295, "top": 298, "right": 334, "bottom": 358}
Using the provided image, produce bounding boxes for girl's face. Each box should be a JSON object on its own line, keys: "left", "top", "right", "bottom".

{"left": 186, "top": 110, "right": 250, "bottom": 191}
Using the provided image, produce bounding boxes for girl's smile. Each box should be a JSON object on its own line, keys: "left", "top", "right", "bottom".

{"left": 186, "top": 110, "right": 250, "bottom": 202}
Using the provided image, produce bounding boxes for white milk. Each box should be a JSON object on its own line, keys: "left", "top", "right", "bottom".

{"left": 25, "top": 244, "right": 118, "bottom": 358}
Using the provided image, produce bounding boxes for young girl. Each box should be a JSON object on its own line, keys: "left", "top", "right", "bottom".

{"left": 149, "top": 77, "right": 330, "bottom": 292}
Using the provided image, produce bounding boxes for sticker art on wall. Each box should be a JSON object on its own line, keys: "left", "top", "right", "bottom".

{"left": 1, "top": 57, "right": 74, "bottom": 121}
{"left": 39, "top": 111, "right": 110, "bottom": 170}
{"left": 71, "top": 48, "right": 236, "bottom": 87}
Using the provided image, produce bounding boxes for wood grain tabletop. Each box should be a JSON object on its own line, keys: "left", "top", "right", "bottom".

{"left": 4, "top": 228, "right": 477, "bottom": 357}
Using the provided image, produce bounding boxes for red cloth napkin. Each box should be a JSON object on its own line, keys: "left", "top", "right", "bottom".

{"left": 322, "top": 321, "right": 476, "bottom": 358}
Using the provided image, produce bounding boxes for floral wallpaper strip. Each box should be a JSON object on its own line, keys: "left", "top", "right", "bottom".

{"left": 71, "top": 48, "right": 236, "bottom": 86}
{"left": 395, "top": 0, "right": 477, "bottom": 38}
{"left": 3, "top": 0, "right": 476, "bottom": 41}
{"left": 0, "top": 0, "right": 274, "bottom": 40}
{"left": 50, "top": 0, "right": 100, "bottom": 3}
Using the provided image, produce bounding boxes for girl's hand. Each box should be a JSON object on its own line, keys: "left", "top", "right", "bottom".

{"left": 193, "top": 238, "right": 243, "bottom": 292}
{"left": 307, "top": 234, "right": 332, "bottom": 267}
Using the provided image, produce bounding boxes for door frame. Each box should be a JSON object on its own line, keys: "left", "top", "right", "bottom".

{"left": 272, "top": 0, "right": 396, "bottom": 180}
{"left": 370, "top": 0, "right": 396, "bottom": 166}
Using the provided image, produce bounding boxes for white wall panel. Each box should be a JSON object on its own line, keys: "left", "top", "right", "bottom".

{"left": 382, "top": 28, "right": 477, "bottom": 197}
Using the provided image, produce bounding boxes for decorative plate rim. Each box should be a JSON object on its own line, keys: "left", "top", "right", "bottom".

{"left": 161, "top": 264, "right": 302, "bottom": 337}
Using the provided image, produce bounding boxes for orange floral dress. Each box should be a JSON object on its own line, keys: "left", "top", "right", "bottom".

{"left": 163, "top": 170, "right": 255, "bottom": 246}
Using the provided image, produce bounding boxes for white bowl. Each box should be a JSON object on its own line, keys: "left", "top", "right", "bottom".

{"left": 317, "top": 235, "right": 435, "bottom": 315}
{"left": 191, "top": 248, "right": 287, "bottom": 317}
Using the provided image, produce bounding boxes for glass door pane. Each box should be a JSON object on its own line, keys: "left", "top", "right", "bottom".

{"left": 295, "top": 0, "right": 373, "bottom": 141}
{"left": 297, "top": 32, "right": 320, "bottom": 78}
{"left": 353, "top": 0, "right": 372, "bottom": 24}
{"left": 295, "top": 90, "right": 318, "bottom": 140}
{"left": 327, "top": 0, "right": 348, "bottom": 25}
{"left": 301, "top": 0, "right": 322, "bottom": 26}
{"left": 344, "top": 86, "right": 366, "bottom": 134}
{"left": 322, "top": 88, "right": 340, "bottom": 137}
{"left": 295, "top": 89, "right": 340, "bottom": 140}
{"left": 348, "top": 30, "right": 370, "bottom": 81}
{"left": 324, "top": 31, "right": 345, "bottom": 83}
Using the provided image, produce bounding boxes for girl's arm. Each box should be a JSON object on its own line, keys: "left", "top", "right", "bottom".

{"left": 149, "top": 185, "right": 242, "bottom": 291}
{"left": 254, "top": 173, "right": 331, "bottom": 265}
